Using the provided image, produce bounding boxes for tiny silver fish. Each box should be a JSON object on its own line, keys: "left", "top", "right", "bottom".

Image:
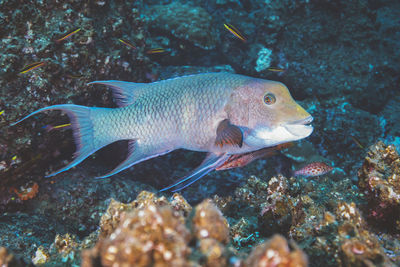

{"left": 12, "top": 73, "right": 313, "bottom": 191}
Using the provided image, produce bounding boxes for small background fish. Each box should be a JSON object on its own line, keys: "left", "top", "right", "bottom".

{"left": 294, "top": 162, "right": 333, "bottom": 177}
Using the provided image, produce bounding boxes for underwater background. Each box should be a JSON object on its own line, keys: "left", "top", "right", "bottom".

{"left": 0, "top": 0, "right": 399, "bottom": 266}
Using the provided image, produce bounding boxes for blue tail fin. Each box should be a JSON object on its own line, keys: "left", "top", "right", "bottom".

{"left": 12, "top": 104, "right": 103, "bottom": 177}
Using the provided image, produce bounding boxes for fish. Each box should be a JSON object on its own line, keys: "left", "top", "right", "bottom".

{"left": 350, "top": 135, "right": 364, "bottom": 149}
{"left": 11, "top": 73, "right": 313, "bottom": 191}
{"left": 53, "top": 123, "right": 71, "bottom": 129}
{"left": 224, "top": 23, "right": 246, "bottom": 43}
{"left": 0, "top": 110, "right": 4, "bottom": 116}
{"left": 216, "top": 142, "right": 293, "bottom": 171}
{"left": 119, "top": 39, "right": 136, "bottom": 50}
{"left": 66, "top": 74, "right": 84, "bottom": 79}
{"left": 267, "top": 68, "right": 285, "bottom": 72}
{"left": 293, "top": 162, "right": 333, "bottom": 177}
{"left": 42, "top": 123, "right": 71, "bottom": 132}
{"left": 19, "top": 62, "right": 45, "bottom": 74}
{"left": 55, "top": 28, "right": 81, "bottom": 43}
{"left": 146, "top": 48, "right": 166, "bottom": 54}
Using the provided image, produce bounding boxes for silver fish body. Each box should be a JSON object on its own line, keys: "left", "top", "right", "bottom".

{"left": 12, "top": 73, "right": 313, "bottom": 190}
{"left": 92, "top": 73, "right": 250, "bottom": 154}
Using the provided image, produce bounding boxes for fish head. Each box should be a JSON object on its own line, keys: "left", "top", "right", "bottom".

{"left": 228, "top": 78, "right": 313, "bottom": 148}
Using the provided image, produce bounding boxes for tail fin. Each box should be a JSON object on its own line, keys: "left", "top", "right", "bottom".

{"left": 12, "top": 104, "right": 102, "bottom": 177}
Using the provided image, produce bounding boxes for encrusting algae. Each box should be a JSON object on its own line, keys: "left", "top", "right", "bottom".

{"left": 12, "top": 181, "right": 39, "bottom": 201}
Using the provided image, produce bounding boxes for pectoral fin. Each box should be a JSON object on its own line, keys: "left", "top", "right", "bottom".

{"left": 215, "top": 119, "right": 243, "bottom": 148}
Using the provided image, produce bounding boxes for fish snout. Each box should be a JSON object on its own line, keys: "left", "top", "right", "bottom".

{"left": 287, "top": 116, "right": 313, "bottom": 126}
{"left": 284, "top": 116, "right": 313, "bottom": 137}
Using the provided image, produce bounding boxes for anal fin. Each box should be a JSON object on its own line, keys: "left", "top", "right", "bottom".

{"left": 96, "top": 141, "right": 171, "bottom": 179}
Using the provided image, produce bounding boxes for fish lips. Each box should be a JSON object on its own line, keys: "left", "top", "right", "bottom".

{"left": 246, "top": 116, "right": 313, "bottom": 147}
{"left": 284, "top": 116, "right": 314, "bottom": 138}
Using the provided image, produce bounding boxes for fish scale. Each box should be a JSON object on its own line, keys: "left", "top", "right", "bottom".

{"left": 97, "top": 74, "right": 238, "bottom": 152}
{"left": 12, "top": 72, "right": 313, "bottom": 189}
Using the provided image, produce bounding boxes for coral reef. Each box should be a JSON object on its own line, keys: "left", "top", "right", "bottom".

{"left": 290, "top": 201, "right": 395, "bottom": 267}
{"left": 234, "top": 175, "right": 295, "bottom": 235}
{"left": 0, "top": 247, "right": 14, "bottom": 266}
{"left": 193, "top": 199, "right": 230, "bottom": 244}
{"left": 213, "top": 171, "right": 399, "bottom": 266}
{"left": 54, "top": 233, "right": 80, "bottom": 262}
{"left": 31, "top": 246, "right": 49, "bottom": 265}
{"left": 12, "top": 181, "right": 39, "bottom": 201}
{"left": 0, "top": 247, "right": 29, "bottom": 267}
{"left": 79, "top": 191, "right": 307, "bottom": 267}
{"left": 0, "top": 0, "right": 399, "bottom": 266}
{"left": 245, "top": 234, "right": 308, "bottom": 267}
{"left": 88, "top": 204, "right": 192, "bottom": 266}
{"left": 358, "top": 141, "right": 400, "bottom": 231}
{"left": 0, "top": 0, "right": 152, "bottom": 207}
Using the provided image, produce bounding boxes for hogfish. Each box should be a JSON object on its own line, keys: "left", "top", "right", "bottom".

{"left": 12, "top": 73, "right": 313, "bottom": 191}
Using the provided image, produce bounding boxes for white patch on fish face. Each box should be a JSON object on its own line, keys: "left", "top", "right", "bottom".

{"left": 244, "top": 117, "right": 313, "bottom": 147}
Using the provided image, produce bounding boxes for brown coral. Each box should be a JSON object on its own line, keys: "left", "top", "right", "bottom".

{"left": 258, "top": 175, "right": 294, "bottom": 234}
{"left": 317, "top": 201, "right": 392, "bottom": 266}
{"left": 340, "top": 238, "right": 387, "bottom": 267}
{"left": 245, "top": 234, "right": 308, "bottom": 267}
{"left": 199, "top": 238, "right": 228, "bottom": 267}
{"left": 0, "top": 247, "right": 14, "bottom": 266}
{"left": 170, "top": 192, "right": 192, "bottom": 216}
{"left": 192, "top": 199, "right": 230, "bottom": 244}
{"left": 83, "top": 192, "right": 192, "bottom": 267}
{"left": 99, "top": 191, "right": 170, "bottom": 238}
{"left": 98, "top": 204, "right": 191, "bottom": 267}
{"left": 54, "top": 233, "right": 79, "bottom": 260}
{"left": 334, "top": 202, "right": 392, "bottom": 266}
{"left": 79, "top": 190, "right": 311, "bottom": 267}
{"left": 335, "top": 202, "right": 365, "bottom": 229}
{"left": 0, "top": 247, "right": 26, "bottom": 267}
{"left": 358, "top": 141, "right": 400, "bottom": 230}
{"left": 32, "top": 246, "right": 50, "bottom": 265}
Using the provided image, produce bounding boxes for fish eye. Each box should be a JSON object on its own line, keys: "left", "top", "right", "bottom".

{"left": 263, "top": 93, "right": 276, "bottom": 105}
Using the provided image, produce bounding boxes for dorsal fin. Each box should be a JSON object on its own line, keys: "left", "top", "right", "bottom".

{"left": 88, "top": 80, "right": 147, "bottom": 107}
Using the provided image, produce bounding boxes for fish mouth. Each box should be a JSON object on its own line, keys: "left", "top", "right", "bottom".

{"left": 244, "top": 116, "right": 313, "bottom": 148}
{"left": 284, "top": 116, "right": 314, "bottom": 137}
{"left": 287, "top": 116, "right": 313, "bottom": 126}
